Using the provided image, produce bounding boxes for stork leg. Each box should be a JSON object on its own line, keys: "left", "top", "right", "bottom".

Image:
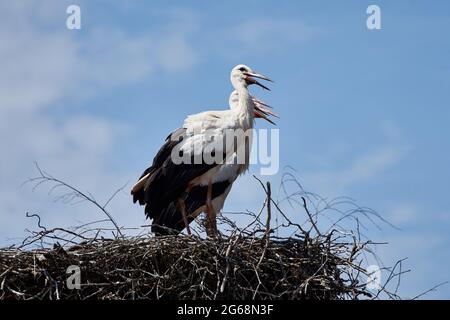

{"left": 178, "top": 199, "right": 191, "bottom": 236}
{"left": 205, "top": 180, "right": 218, "bottom": 237}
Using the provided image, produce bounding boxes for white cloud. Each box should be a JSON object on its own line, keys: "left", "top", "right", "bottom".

{"left": 303, "top": 143, "right": 409, "bottom": 196}
{"left": 0, "top": 1, "right": 199, "bottom": 111}
{"left": 212, "top": 17, "right": 323, "bottom": 58}
{"left": 0, "top": 21, "right": 76, "bottom": 112}
{"left": 234, "top": 18, "right": 320, "bottom": 49}
{"left": 156, "top": 34, "right": 198, "bottom": 72}
{"left": 370, "top": 231, "right": 449, "bottom": 299}
{"left": 77, "top": 28, "right": 197, "bottom": 92}
{"left": 386, "top": 203, "right": 420, "bottom": 225}
{"left": 300, "top": 121, "right": 411, "bottom": 198}
{"left": 0, "top": 2, "right": 198, "bottom": 243}
{"left": 385, "top": 203, "right": 450, "bottom": 226}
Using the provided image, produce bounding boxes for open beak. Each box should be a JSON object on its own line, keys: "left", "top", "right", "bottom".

{"left": 255, "top": 109, "right": 276, "bottom": 125}
{"left": 244, "top": 71, "right": 273, "bottom": 91}
{"left": 253, "top": 97, "right": 272, "bottom": 109}
{"left": 252, "top": 96, "right": 278, "bottom": 125}
{"left": 256, "top": 104, "right": 278, "bottom": 118}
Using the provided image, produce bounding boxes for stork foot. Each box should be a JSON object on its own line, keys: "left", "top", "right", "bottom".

{"left": 205, "top": 206, "right": 218, "bottom": 238}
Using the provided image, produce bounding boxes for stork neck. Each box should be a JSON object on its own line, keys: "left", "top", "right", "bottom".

{"left": 235, "top": 87, "right": 254, "bottom": 121}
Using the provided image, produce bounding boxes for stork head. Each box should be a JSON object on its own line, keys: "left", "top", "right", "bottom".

{"left": 230, "top": 64, "right": 273, "bottom": 91}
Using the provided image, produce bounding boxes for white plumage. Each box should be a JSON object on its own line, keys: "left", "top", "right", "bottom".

{"left": 131, "top": 64, "right": 275, "bottom": 236}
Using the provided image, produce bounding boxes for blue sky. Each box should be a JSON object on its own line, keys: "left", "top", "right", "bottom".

{"left": 0, "top": 0, "right": 449, "bottom": 299}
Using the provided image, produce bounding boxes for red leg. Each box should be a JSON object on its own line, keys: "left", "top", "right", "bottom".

{"left": 178, "top": 199, "right": 191, "bottom": 236}
{"left": 205, "top": 180, "right": 217, "bottom": 237}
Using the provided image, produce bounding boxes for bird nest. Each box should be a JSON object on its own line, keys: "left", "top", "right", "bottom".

{"left": 0, "top": 166, "right": 405, "bottom": 300}
{"left": 1, "top": 230, "right": 372, "bottom": 300}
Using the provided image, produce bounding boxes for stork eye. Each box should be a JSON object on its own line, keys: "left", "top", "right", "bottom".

{"left": 239, "top": 67, "right": 247, "bottom": 72}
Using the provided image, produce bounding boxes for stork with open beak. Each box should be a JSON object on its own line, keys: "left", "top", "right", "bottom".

{"left": 229, "top": 90, "right": 278, "bottom": 125}
{"left": 131, "top": 64, "right": 275, "bottom": 237}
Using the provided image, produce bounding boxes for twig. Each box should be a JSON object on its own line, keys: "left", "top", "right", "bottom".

{"left": 25, "top": 162, "right": 124, "bottom": 238}
{"left": 265, "top": 182, "right": 272, "bottom": 237}
{"left": 301, "top": 197, "right": 321, "bottom": 236}
{"left": 412, "top": 281, "right": 449, "bottom": 300}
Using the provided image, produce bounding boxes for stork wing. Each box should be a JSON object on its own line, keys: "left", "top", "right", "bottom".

{"left": 131, "top": 128, "right": 185, "bottom": 204}
{"left": 132, "top": 127, "right": 227, "bottom": 220}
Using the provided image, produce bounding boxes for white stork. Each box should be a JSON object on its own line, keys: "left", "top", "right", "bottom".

{"left": 131, "top": 64, "right": 275, "bottom": 236}
{"left": 229, "top": 89, "right": 278, "bottom": 125}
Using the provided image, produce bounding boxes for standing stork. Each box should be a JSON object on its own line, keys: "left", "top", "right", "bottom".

{"left": 131, "top": 64, "right": 274, "bottom": 236}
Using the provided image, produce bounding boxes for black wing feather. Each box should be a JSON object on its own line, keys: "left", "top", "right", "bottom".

{"left": 132, "top": 128, "right": 185, "bottom": 204}
{"left": 144, "top": 152, "right": 224, "bottom": 219}
{"left": 132, "top": 128, "right": 228, "bottom": 234}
